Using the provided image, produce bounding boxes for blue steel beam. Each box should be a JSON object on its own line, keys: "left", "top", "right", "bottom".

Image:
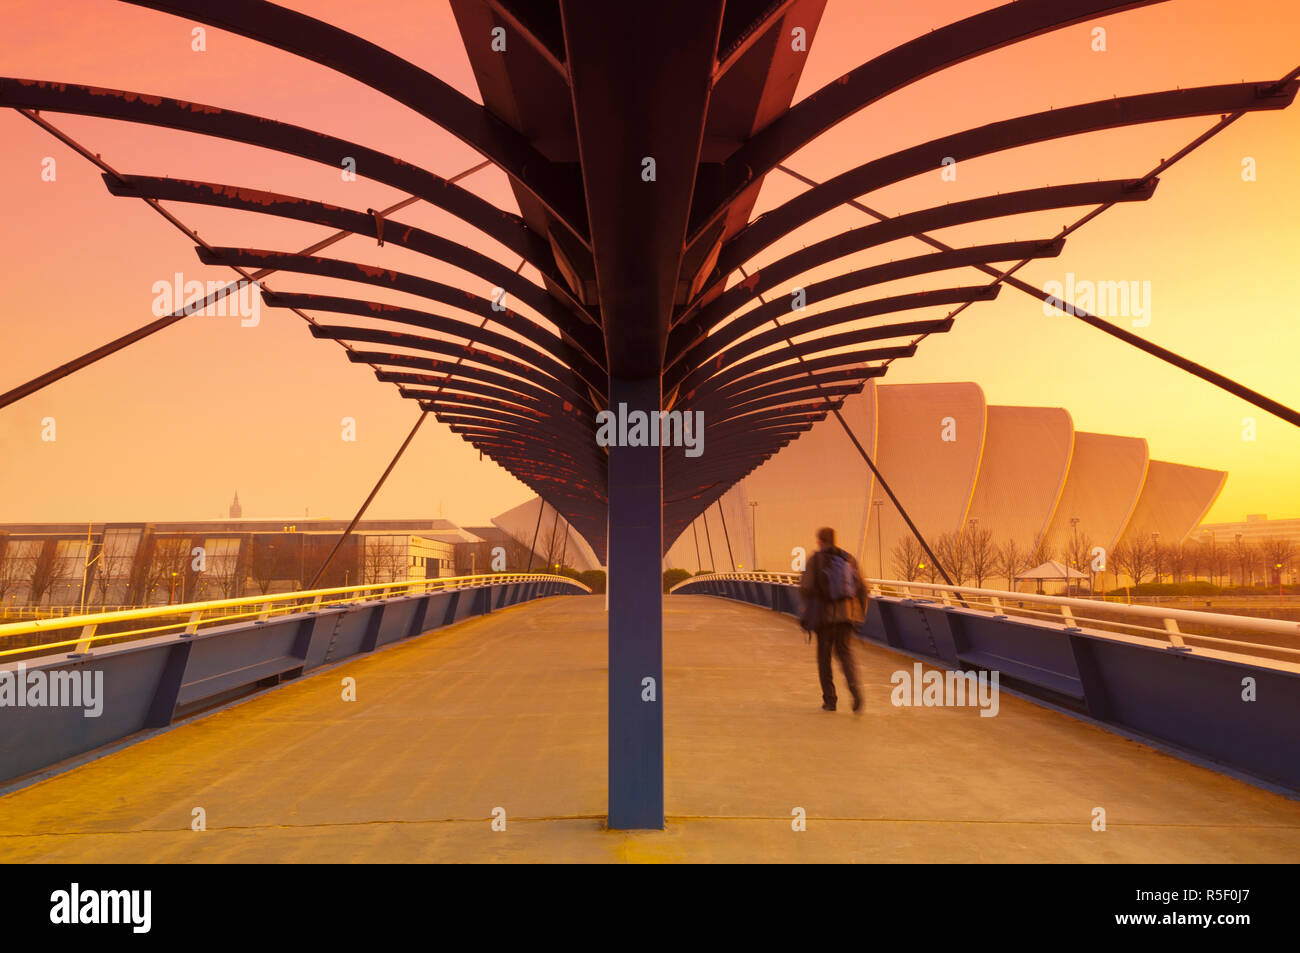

{"left": 260, "top": 292, "right": 606, "bottom": 396}
{"left": 673, "top": 180, "right": 1159, "bottom": 358}
{"left": 118, "top": 0, "right": 592, "bottom": 246}
{"left": 675, "top": 237, "right": 1064, "bottom": 369}
{"left": 198, "top": 247, "right": 606, "bottom": 369}
{"left": 0, "top": 80, "right": 557, "bottom": 270}
{"left": 102, "top": 174, "right": 600, "bottom": 340}
{"left": 561, "top": 0, "right": 726, "bottom": 829}
{"left": 685, "top": 0, "right": 1170, "bottom": 243}
{"left": 708, "top": 83, "right": 1295, "bottom": 286}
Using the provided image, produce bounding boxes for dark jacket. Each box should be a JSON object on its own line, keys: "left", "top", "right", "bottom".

{"left": 799, "top": 546, "right": 867, "bottom": 629}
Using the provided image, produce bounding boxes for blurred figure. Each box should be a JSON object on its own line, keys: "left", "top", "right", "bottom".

{"left": 799, "top": 527, "right": 866, "bottom": 713}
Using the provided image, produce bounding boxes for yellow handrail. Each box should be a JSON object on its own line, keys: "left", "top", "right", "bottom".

{"left": 0, "top": 572, "right": 587, "bottom": 658}
{"left": 673, "top": 572, "right": 1300, "bottom": 663}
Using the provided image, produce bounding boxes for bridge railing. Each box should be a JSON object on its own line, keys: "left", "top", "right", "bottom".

{"left": 672, "top": 571, "right": 1300, "bottom": 791}
{"left": 0, "top": 572, "right": 589, "bottom": 662}
{"left": 671, "top": 572, "right": 1300, "bottom": 666}
{"left": 0, "top": 605, "right": 139, "bottom": 621}
{"left": 0, "top": 571, "right": 589, "bottom": 784}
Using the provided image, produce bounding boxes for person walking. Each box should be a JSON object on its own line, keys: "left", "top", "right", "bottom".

{"left": 799, "top": 527, "right": 866, "bottom": 713}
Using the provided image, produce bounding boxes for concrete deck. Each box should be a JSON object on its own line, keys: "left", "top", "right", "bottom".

{"left": 1, "top": 594, "right": 1298, "bottom": 862}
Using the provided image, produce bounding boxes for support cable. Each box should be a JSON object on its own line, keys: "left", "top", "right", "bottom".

{"left": 716, "top": 500, "right": 736, "bottom": 571}
{"left": 306, "top": 258, "right": 522, "bottom": 585}
{"left": 305, "top": 410, "right": 430, "bottom": 589}
{"left": 525, "top": 499, "right": 546, "bottom": 571}
{"left": 702, "top": 509, "right": 717, "bottom": 572}
{"left": 736, "top": 264, "right": 957, "bottom": 588}
{"left": 0, "top": 106, "right": 490, "bottom": 410}
{"left": 543, "top": 504, "right": 562, "bottom": 569}
{"left": 774, "top": 64, "right": 1300, "bottom": 429}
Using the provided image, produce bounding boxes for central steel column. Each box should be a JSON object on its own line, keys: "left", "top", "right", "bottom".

{"left": 607, "top": 376, "right": 664, "bottom": 829}
{"left": 561, "top": 0, "right": 725, "bottom": 830}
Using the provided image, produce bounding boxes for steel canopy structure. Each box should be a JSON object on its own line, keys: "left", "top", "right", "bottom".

{"left": 3, "top": 0, "right": 1298, "bottom": 828}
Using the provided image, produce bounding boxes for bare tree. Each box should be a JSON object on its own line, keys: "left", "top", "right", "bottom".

{"left": 889, "top": 536, "right": 923, "bottom": 581}
{"left": 1165, "top": 544, "right": 1188, "bottom": 584}
{"left": 1196, "top": 536, "right": 1224, "bottom": 585}
{"left": 1183, "top": 541, "right": 1205, "bottom": 584}
{"left": 247, "top": 537, "right": 287, "bottom": 595}
{"left": 146, "top": 537, "right": 192, "bottom": 604}
{"left": 1030, "top": 535, "right": 1055, "bottom": 568}
{"left": 1064, "top": 526, "right": 1094, "bottom": 596}
{"left": 0, "top": 542, "right": 28, "bottom": 608}
{"left": 362, "top": 537, "right": 386, "bottom": 584}
{"left": 28, "top": 541, "right": 72, "bottom": 606}
{"left": 1260, "top": 537, "right": 1296, "bottom": 588}
{"left": 1150, "top": 540, "right": 1168, "bottom": 584}
{"left": 92, "top": 541, "right": 133, "bottom": 608}
{"left": 499, "top": 531, "right": 535, "bottom": 570}
{"left": 1210, "top": 539, "right": 1232, "bottom": 587}
{"left": 934, "top": 531, "right": 968, "bottom": 586}
{"left": 995, "top": 538, "right": 1030, "bottom": 590}
{"left": 965, "top": 524, "right": 996, "bottom": 588}
{"left": 539, "top": 523, "right": 565, "bottom": 571}
{"left": 201, "top": 537, "right": 244, "bottom": 599}
{"left": 363, "top": 536, "right": 408, "bottom": 585}
{"left": 1230, "top": 536, "right": 1256, "bottom": 587}
{"left": 302, "top": 536, "right": 349, "bottom": 591}
{"left": 921, "top": 548, "right": 941, "bottom": 584}
{"left": 1111, "top": 536, "right": 1155, "bottom": 587}
{"left": 386, "top": 538, "right": 410, "bottom": 582}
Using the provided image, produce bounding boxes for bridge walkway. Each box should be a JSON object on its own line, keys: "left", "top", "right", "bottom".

{"left": 1, "top": 595, "right": 1297, "bottom": 862}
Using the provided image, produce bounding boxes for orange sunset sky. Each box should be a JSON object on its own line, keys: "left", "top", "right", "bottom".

{"left": 0, "top": 0, "right": 1297, "bottom": 532}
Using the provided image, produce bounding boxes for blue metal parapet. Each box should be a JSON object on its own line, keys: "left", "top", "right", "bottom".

{"left": 672, "top": 572, "right": 1300, "bottom": 793}
{"left": 0, "top": 573, "right": 588, "bottom": 784}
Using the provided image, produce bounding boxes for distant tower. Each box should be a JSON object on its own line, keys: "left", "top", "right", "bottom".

{"left": 229, "top": 491, "right": 242, "bottom": 519}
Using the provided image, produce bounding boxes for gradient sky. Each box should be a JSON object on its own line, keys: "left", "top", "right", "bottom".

{"left": 0, "top": 0, "right": 1297, "bottom": 529}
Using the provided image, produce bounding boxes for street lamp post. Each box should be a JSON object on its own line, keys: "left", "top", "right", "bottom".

{"left": 1069, "top": 516, "right": 1080, "bottom": 596}
{"left": 873, "top": 499, "right": 884, "bottom": 578}
{"left": 748, "top": 500, "right": 758, "bottom": 570}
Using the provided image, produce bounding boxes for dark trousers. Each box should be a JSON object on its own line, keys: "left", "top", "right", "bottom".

{"left": 815, "top": 622, "right": 860, "bottom": 707}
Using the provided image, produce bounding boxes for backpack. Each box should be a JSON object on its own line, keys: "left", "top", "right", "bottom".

{"left": 821, "top": 550, "right": 858, "bottom": 602}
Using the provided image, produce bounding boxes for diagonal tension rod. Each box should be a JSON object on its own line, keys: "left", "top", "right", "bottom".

{"left": 734, "top": 264, "right": 958, "bottom": 589}
{"left": 0, "top": 106, "right": 490, "bottom": 410}
{"left": 307, "top": 257, "right": 528, "bottom": 586}
{"left": 774, "top": 64, "right": 1300, "bottom": 429}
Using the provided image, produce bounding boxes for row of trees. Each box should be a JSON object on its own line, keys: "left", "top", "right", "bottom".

{"left": 496, "top": 520, "right": 573, "bottom": 572}
{"left": 0, "top": 541, "right": 79, "bottom": 606}
{"left": 890, "top": 526, "right": 1047, "bottom": 589}
{"left": 888, "top": 525, "right": 1300, "bottom": 591}
{"left": 1108, "top": 534, "right": 1297, "bottom": 588}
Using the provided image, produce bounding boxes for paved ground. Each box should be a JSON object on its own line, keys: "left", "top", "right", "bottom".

{"left": 1, "top": 594, "right": 1298, "bottom": 862}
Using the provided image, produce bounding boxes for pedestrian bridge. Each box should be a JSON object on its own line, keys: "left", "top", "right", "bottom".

{"left": 1, "top": 579, "right": 1298, "bottom": 863}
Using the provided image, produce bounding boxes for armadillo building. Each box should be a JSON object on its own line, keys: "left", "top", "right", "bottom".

{"left": 496, "top": 380, "right": 1227, "bottom": 581}
{"left": 659, "top": 380, "right": 1226, "bottom": 578}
